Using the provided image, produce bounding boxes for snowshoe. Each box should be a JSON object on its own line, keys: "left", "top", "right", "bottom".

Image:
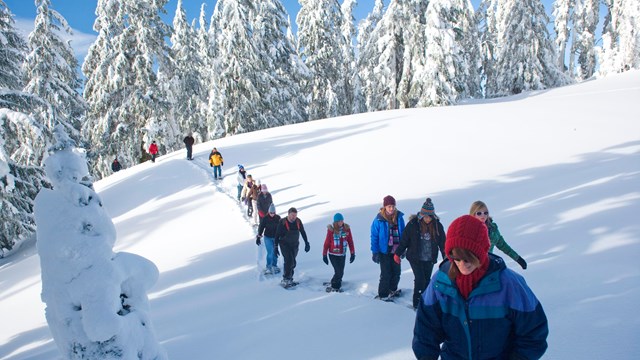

{"left": 281, "top": 279, "right": 298, "bottom": 289}
{"left": 375, "top": 294, "right": 395, "bottom": 302}
{"left": 263, "top": 268, "right": 273, "bottom": 275}
{"left": 325, "top": 286, "right": 343, "bottom": 293}
{"left": 272, "top": 267, "right": 281, "bottom": 274}
{"left": 390, "top": 289, "right": 402, "bottom": 298}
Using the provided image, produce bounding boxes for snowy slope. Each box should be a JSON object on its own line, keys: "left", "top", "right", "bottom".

{"left": 1, "top": 70, "right": 639, "bottom": 359}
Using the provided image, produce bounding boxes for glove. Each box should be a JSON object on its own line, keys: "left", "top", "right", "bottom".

{"left": 350, "top": 253, "right": 356, "bottom": 263}
{"left": 241, "top": 197, "right": 245, "bottom": 202}
{"left": 372, "top": 253, "right": 380, "bottom": 264}
{"left": 323, "top": 255, "right": 329, "bottom": 265}
{"left": 274, "top": 245, "right": 279, "bottom": 257}
{"left": 255, "top": 235, "right": 261, "bottom": 246}
{"left": 393, "top": 254, "right": 401, "bottom": 264}
{"left": 304, "top": 242, "right": 310, "bottom": 253}
{"left": 516, "top": 257, "right": 527, "bottom": 269}
{"left": 221, "top": 162, "right": 224, "bottom": 166}
{"left": 209, "top": 164, "right": 213, "bottom": 167}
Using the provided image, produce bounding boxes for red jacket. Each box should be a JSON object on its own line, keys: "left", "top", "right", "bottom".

{"left": 148, "top": 143, "right": 158, "bottom": 154}
{"left": 323, "top": 224, "right": 355, "bottom": 256}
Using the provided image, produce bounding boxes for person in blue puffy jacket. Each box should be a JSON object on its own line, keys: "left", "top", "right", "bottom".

{"left": 370, "top": 195, "right": 405, "bottom": 300}
{"left": 413, "top": 215, "right": 548, "bottom": 360}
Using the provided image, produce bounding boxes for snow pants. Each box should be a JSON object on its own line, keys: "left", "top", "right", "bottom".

{"left": 378, "top": 253, "right": 401, "bottom": 298}
{"left": 279, "top": 240, "right": 299, "bottom": 280}
{"left": 329, "top": 254, "right": 346, "bottom": 289}
{"left": 409, "top": 260, "right": 435, "bottom": 308}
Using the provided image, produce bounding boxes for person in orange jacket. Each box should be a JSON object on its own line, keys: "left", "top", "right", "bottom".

{"left": 208, "top": 147, "right": 224, "bottom": 180}
{"left": 322, "top": 213, "right": 355, "bottom": 292}
{"left": 148, "top": 141, "right": 159, "bottom": 163}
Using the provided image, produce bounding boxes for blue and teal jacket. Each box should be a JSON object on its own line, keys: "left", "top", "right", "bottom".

{"left": 370, "top": 209, "right": 405, "bottom": 255}
{"left": 413, "top": 254, "right": 548, "bottom": 360}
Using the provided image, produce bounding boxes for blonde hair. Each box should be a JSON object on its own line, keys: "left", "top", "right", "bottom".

{"left": 469, "top": 200, "right": 491, "bottom": 222}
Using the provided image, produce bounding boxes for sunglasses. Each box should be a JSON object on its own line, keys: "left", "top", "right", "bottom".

{"left": 475, "top": 211, "right": 489, "bottom": 216}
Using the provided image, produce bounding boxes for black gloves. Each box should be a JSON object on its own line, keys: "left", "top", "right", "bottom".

{"left": 372, "top": 253, "right": 380, "bottom": 264}
{"left": 304, "top": 242, "right": 310, "bottom": 253}
{"left": 516, "top": 257, "right": 527, "bottom": 269}
{"left": 209, "top": 164, "right": 213, "bottom": 167}
{"left": 323, "top": 255, "right": 329, "bottom": 265}
{"left": 221, "top": 162, "right": 224, "bottom": 166}
{"left": 350, "top": 253, "right": 356, "bottom": 263}
{"left": 274, "top": 245, "right": 279, "bottom": 257}
{"left": 255, "top": 235, "right": 261, "bottom": 246}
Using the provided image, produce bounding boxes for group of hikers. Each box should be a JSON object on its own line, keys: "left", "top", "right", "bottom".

{"left": 234, "top": 160, "right": 546, "bottom": 360}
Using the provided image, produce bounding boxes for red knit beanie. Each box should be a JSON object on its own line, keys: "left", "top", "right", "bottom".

{"left": 383, "top": 195, "right": 396, "bottom": 207}
{"left": 445, "top": 215, "right": 490, "bottom": 265}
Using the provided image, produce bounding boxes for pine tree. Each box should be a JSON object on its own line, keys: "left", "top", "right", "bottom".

{"left": 553, "top": 0, "right": 599, "bottom": 80}
{"left": 252, "top": 0, "right": 308, "bottom": 127}
{"left": 0, "top": 0, "right": 49, "bottom": 256}
{"left": 165, "top": 0, "right": 207, "bottom": 141}
{"left": 396, "top": 0, "right": 429, "bottom": 109}
{"left": 418, "top": 0, "right": 482, "bottom": 106}
{"left": 476, "top": 0, "right": 499, "bottom": 97}
{"left": 210, "top": 0, "right": 262, "bottom": 135}
{"left": 297, "top": 0, "right": 349, "bottom": 120}
{"left": 341, "top": 0, "right": 365, "bottom": 114}
{"left": 492, "top": 0, "right": 569, "bottom": 96}
{"left": 598, "top": 0, "right": 640, "bottom": 75}
{"left": 82, "top": 0, "right": 174, "bottom": 178}
{"left": 357, "top": 0, "right": 385, "bottom": 112}
{"left": 23, "top": 0, "right": 86, "bottom": 146}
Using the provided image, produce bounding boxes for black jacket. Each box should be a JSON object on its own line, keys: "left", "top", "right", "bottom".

{"left": 275, "top": 218, "right": 308, "bottom": 246}
{"left": 395, "top": 215, "right": 446, "bottom": 263}
{"left": 258, "top": 214, "right": 281, "bottom": 238}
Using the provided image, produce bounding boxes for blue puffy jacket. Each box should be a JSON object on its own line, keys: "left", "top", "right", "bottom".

{"left": 413, "top": 254, "right": 548, "bottom": 360}
{"left": 370, "top": 209, "right": 405, "bottom": 255}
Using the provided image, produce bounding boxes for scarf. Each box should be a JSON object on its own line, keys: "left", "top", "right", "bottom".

{"left": 455, "top": 260, "right": 489, "bottom": 300}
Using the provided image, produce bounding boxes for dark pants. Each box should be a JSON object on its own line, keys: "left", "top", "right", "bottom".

{"left": 213, "top": 165, "right": 221, "bottom": 179}
{"left": 151, "top": 153, "right": 157, "bottom": 163}
{"left": 329, "top": 254, "right": 346, "bottom": 289}
{"left": 378, "top": 253, "right": 401, "bottom": 298}
{"left": 409, "top": 260, "right": 435, "bottom": 308}
{"left": 280, "top": 240, "right": 299, "bottom": 280}
{"left": 186, "top": 145, "right": 193, "bottom": 160}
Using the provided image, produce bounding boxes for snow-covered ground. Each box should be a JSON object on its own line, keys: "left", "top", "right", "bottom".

{"left": 1, "top": 70, "right": 639, "bottom": 359}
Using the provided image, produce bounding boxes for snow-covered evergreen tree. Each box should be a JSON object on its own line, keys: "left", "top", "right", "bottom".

{"left": 165, "top": 0, "right": 207, "bottom": 141}
{"left": 553, "top": 0, "right": 599, "bottom": 79}
{"left": 395, "top": 0, "right": 429, "bottom": 109}
{"left": 297, "top": 0, "right": 349, "bottom": 120}
{"left": 210, "top": 0, "right": 262, "bottom": 135}
{"left": 598, "top": 0, "right": 640, "bottom": 75}
{"left": 82, "top": 0, "right": 174, "bottom": 178}
{"left": 252, "top": 0, "right": 308, "bottom": 127}
{"left": 476, "top": 0, "right": 499, "bottom": 97}
{"left": 418, "top": 0, "right": 482, "bottom": 106}
{"left": 341, "top": 0, "right": 365, "bottom": 114}
{"left": 492, "top": 0, "right": 569, "bottom": 96}
{"left": 357, "top": 0, "right": 385, "bottom": 112}
{"left": 0, "top": 0, "right": 48, "bottom": 256}
{"left": 23, "top": 0, "right": 86, "bottom": 146}
{"left": 35, "top": 125, "right": 166, "bottom": 359}
{"left": 358, "top": 0, "right": 405, "bottom": 111}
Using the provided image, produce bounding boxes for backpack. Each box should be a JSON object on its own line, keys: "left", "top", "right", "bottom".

{"left": 283, "top": 218, "right": 301, "bottom": 231}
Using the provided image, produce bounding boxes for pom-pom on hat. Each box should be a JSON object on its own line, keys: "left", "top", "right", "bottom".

{"left": 383, "top": 195, "right": 396, "bottom": 207}
{"left": 418, "top": 198, "right": 436, "bottom": 219}
{"left": 333, "top": 213, "right": 344, "bottom": 222}
{"left": 268, "top": 203, "right": 276, "bottom": 213}
{"left": 445, "top": 215, "right": 490, "bottom": 265}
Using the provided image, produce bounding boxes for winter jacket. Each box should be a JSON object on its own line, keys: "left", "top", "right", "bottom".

{"left": 395, "top": 215, "right": 445, "bottom": 263}
{"left": 242, "top": 182, "right": 259, "bottom": 201}
{"left": 111, "top": 160, "right": 122, "bottom": 172}
{"left": 413, "top": 254, "right": 548, "bottom": 360}
{"left": 256, "top": 192, "right": 273, "bottom": 216}
{"left": 237, "top": 170, "right": 246, "bottom": 186}
{"left": 258, "top": 213, "right": 281, "bottom": 238}
{"left": 323, "top": 224, "right": 355, "bottom": 256}
{"left": 487, "top": 219, "right": 520, "bottom": 262}
{"left": 183, "top": 136, "right": 194, "bottom": 147}
{"left": 275, "top": 218, "right": 308, "bottom": 246}
{"left": 370, "top": 209, "right": 405, "bottom": 255}
{"left": 148, "top": 143, "right": 158, "bottom": 155}
{"left": 209, "top": 151, "right": 223, "bottom": 166}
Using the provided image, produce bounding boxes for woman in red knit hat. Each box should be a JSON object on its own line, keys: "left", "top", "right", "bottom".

{"left": 413, "top": 215, "right": 548, "bottom": 360}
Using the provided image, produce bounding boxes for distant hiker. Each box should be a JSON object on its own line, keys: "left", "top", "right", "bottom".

{"left": 183, "top": 132, "right": 195, "bottom": 160}
{"left": 470, "top": 200, "right": 527, "bottom": 269}
{"left": 394, "top": 198, "right": 446, "bottom": 309}
{"left": 148, "top": 141, "right": 158, "bottom": 163}
{"left": 208, "top": 147, "right": 223, "bottom": 180}
{"left": 322, "top": 213, "right": 355, "bottom": 292}
{"left": 236, "top": 165, "right": 247, "bottom": 201}
{"left": 241, "top": 175, "right": 259, "bottom": 224}
{"left": 111, "top": 157, "right": 122, "bottom": 172}
{"left": 274, "top": 207, "right": 310, "bottom": 288}
{"left": 256, "top": 203, "right": 281, "bottom": 274}
{"left": 256, "top": 184, "right": 273, "bottom": 220}
{"left": 371, "top": 195, "right": 405, "bottom": 300}
{"left": 413, "top": 215, "right": 548, "bottom": 360}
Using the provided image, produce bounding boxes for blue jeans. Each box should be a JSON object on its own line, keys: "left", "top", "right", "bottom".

{"left": 264, "top": 236, "right": 278, "bottom": 268}
{"left": 237, "top": 184, "right": 243, "bottom": 200}
{"left": 213, "top": 165, "right": 221, "bottom": 178}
